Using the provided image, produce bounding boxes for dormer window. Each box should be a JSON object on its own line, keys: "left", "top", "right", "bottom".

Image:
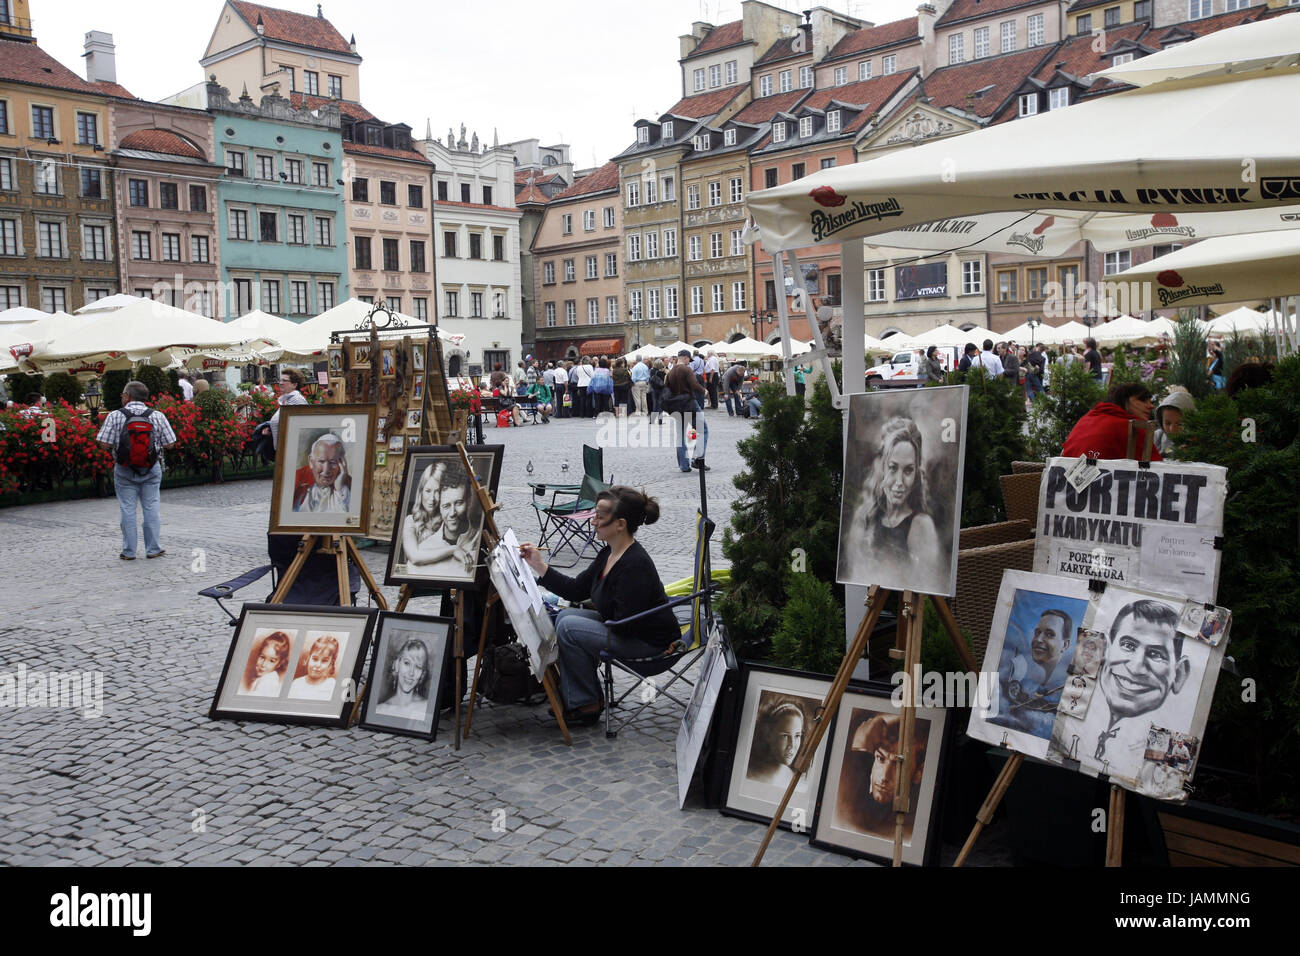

{"left": 827, "top": 109, "right": 842, "bottom": 133}
{"left": 1048, "top": 88, "right": 1069, "bottom": 110}
{"left": 1018, "top": 93, "right": 1039, "bottom": 117}
{"left": 694, "top": 133, "right": 711, "bottom": 151}
{"left": 799, "top": 116, "right": 813, "bottom": 138}
{"left": 637, "top": 126, "right": 650, "bottom": 144}
{"left": 772, "top": 122, "right": 787, "bottom": 143}
{"left": 662, "top": 121, "right": 674, "bottom": 140}
{"left": 1111, "top": 52, "right": 1134, "bottom": 66}
{"left": 724, "top": 128, "right": 737, "bottom": 146}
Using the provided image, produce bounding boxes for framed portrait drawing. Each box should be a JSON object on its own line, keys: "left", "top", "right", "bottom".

{"left": 380, "top": 347, "right": 396, "bottom": 378}
{"left": 412, "top": 345, "right": 425, "bottom": 371}
{"left": 269, "top": 404, "right": 376, "bottom": 535}
{"left": 836, "top": 385, "right": 968, "bottom": 597}
{"left": 210, "top": 604, "right": 376, "bottom": 726}
{"left": 386, "top": 445, "right": 505, "bottom": 589}
{"left": 327, "top": 346, "right": 343, "bottom": 376}
{"left": 406, "top": 409, "right": 422, "bottom": 430}
{"left": 810, "top": 681, "right": 950, "bottom": 866}
{"left": 351, "top": 342, "right": 371, "bottom": 368}
{"left": 722, "top": 664, "right": 832, "bottom": 829}
{"left": 412, "top": 375, "right": 424, "bottom": 401}
{"left": 358, "top": 611, "right": 453, "bottom": 740}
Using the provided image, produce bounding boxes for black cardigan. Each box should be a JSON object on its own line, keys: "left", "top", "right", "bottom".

{"left": 540, "top": 540, "right": 680, "bottom": 648}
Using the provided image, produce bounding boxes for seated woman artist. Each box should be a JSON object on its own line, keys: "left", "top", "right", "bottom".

{"left": 519, "top": 486, "right": 679, "bottom": 726}
{"left": 1061, "top": 381, "right": 1161, "bottom": 461}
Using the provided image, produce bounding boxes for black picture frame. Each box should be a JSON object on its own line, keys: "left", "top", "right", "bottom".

{"left": 358, "top": 611, "right": 453, "bottom": 741}
{"left": 808, "top": 679, "right": 952, "bottom": 866}
{"left": 209, "top": 604, "right": 377, "bottom": 727}
{"left": 720, "top": 662, "right": 834, "bottom": 830}
{"left": 384, "top": 444, "right": 504, "bottom": 590}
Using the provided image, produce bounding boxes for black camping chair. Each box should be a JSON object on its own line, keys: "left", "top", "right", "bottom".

{"left": 198, "top": 535, "right": 362, "bottom": 625}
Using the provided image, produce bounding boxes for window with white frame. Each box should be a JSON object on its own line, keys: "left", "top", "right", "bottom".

{"left": 662, "top": 121, "right": 674, "bottom": 139}
{"left": 647, "top": 287, "right": 661, "bottom": 320}
{"left": 664, "top": 286, "right": 679, "bottom": 318}
{"left": 315, "top": 216, "right": 332, "bottom": 246}
{"left": 709, "top": 64, "right": 722, "bottom": 87}
{"left": 607, "top": 296, "right": 619, "bottom": 322}
{"left": 708, "top": 181, "right": 722, "bottom": 205}
{"left": 1104, "top": 250, "right": 1131, "bottom": 275}
{"left": 586, "top": 255, "right": 598, "bottom": 279}
{"left": 975, "top": 26, "right": 990, "bottom": 58}
{"left": 730, "top": 177, "right": 743, "bottom": 203}
{"left": 644, "top": 176, "right": 657, "bottom": 203}
{"left": 1225, "top": 0, "right": 1247, "bottom": 9}
{"left": 161, "top": 233, "right": 181, "bottom": 262}
{"left": 637, "top": 126, "right": 650, "bottom": 143}
{"left": 859, "top": 60, "right": 872, "bottom": 80}
{"left": 664, "top": 228, "right": 677, "bottom": 257}
{"left": 627, "top": 234, "right": 641, "bottom": 261}
{"left": 645, "top": 231, "right": 658, "bottom": 259}
{"left": 799, "top": 66, "right": 813, "bottom": 88}
{"left": 962, "top": 260, "right": 983, "bottom": 294}
{"left": 191, "top": 235, "right": 210, "bottom": 262}
{"left": 1189, "top": 0, "right": 1211, "bottom": 17}
{"left": 687, "top": 184, "right": 700, "bottom": 210}
{"left": 1028, "top": 13, "right": 1044, "bottom": 46}
{"left": 129, "top": 230, "right": 150, "bottom": 260}
{"left": 827, "top": 109, "right": 841, "bottom": 133}
{"left": 262, "top": 280, "right": 281, "bottom": 314}
{"left": 626, "top": 180, "right": 640, "bottom": 206}
{"left": 694, "top": 68, "right": 706, "bottom": 91}
{"left": 949, "top": 34, "right": 965, "bottom": 64}
{"left": 36, "top": 160, "right": 57, "bottom": 194}
{"left": 291, "top": 281, "right": 309, "bottom": 315}
{"left": 583, "top": 209, "right": 596, "bottom": 231}
{"left": 730, "top": 229, "right": 744, "bottom": 256}
{"left": 1001, "top": 21, "right": 1017, "bottom": 53}
{"left": 779, "top": 70, "right": 792, "bottom": 92}
{"left": 543, "top": 261, "right": 555, "bottom": 285}
{"left": 834, "top": 66, "right": 848, "bottom": 86}
{"left": 628, "top": 289, "right": 641, "bottom": 322}
{"left": 799, "top": 116, "right": 813, "bottom": 138}
{"left": 724, "top": 128, "right": 737, "bottom": 146}
{"left": 287, "top": 214, "right": 305, "bottom": 244}
{"left": 588, "top": 298, "right": 600, "bottom": 324}
{"left": 562, "top": 213, "right": 573, "bottom": 235}
{"left": 0, "top": 157, "right": 12, "bottom": 191}
{"left": 732, "top": 281, "right": 746, "bottom": 311}
{"left": 565, "top": 300, "right": 577, "bottom": 326}
{"left": 445, "top": 291, "right": 459, "bottom": 316}
{"left": 603, "top": 206, "right": 615, "bottom": 227}
{"left": 772, "top": 122, "right": 787, "bottom": 143}
{"left": 711, "top": 283, "right": 724, "bottom": 312}
{"left": 1049, "top": 88, "right": 1070, "bottom": 110}
{"left": 545, "top": 302, "right": 556, "bottom": 327}
{"left": 710, "top": 232, "right": 723, "bottom": 258}
{"left": 284, "top": 158, "right": 303, "bottom": 184}
{"left": 690, "top": 285, "right": 704, "bottom": 314}
{"left": 256, "top": 154, "right": 274, "bottom": 180}
{"left": 564, "top": 258, "right": 576, "bottom": 281}
{"left": 230, "top": 208, "right": 248, "bottom": 240}
{"left": 1077, "top": 13, "right": 1092, "bottom": 34}
{"left": 0, "top": 286, "right": 22, "bottom": 309}
{"left": 688, "top": 235, "right": 702, "bottom": 261}
{"left": 1111, "top": 52, "right": 1134, "bottom": 66}
{"left": 883, "top": 55, "right": 897, "bottom": 75}
{"left": 760, "top": 74, "right": 773, "bottom": 96}
{"left": 410, "top": 296, "right": 426, "bottom": 320}
{"left": 867, "top": 268, "right": 886, "bottom": 301}
{"left": 313, "top": 161, "right": 329, "bottom": 187}
{"left": 693, "top": 134, "right": 710, "bottom": 152}
{"left": 1019, "top": 93, "right": 1039, "bottom": 117}
{"left": 662, "top": 175, "right": 675, "bottom": 201}
{"left": 606, "top": 252, "right": 619, "bottom": 276}
{"left": 80, "top": 224, "right": 106, "bottom": 260}
{"left": 725, "top": 60, "right": 738, "bottom": 84}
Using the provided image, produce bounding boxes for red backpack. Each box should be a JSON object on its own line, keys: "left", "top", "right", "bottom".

{"left": 115, "top": 407, "right": 158, "bottom": 473}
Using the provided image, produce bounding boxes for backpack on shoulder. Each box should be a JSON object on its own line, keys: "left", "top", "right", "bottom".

{"left": 115, "top": 407, "right": 158, "bottom": 473}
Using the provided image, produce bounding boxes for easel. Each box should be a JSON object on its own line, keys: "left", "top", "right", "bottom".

{"left": 751, "top": 585, "right": 977, "bottom": 867}
{"left": 954, "top": 752, "right": 1128, "bottom": 867}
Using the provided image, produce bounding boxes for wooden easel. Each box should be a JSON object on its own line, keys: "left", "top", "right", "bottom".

{"left": 954, "top": 752, "right": 1128, "bottom": 867}
{"left": 751, "top": 586, "right": 977, "bottom": 867}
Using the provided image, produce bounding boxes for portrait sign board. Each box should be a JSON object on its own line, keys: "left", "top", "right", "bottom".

{"left": 358, "top": 611, "right": 453, "bottom": 741}
{"left": 676, "top": 632, "right": 736, "bottom": 809}
{"left": 967, "top": 570, "right": 1230, "bottom": 801}
{"left": 210, "top": 604, "right": 376, "bottom": 727}
{"left": 385, "top": 445, "right": 504, "bottom": 590}
{"left": 837, "top": 385, "right": 968, "bottom": 597}
{"left": 1033, "top": 458, "right": 1227, "bottom": 604}
{"left": 269, "top": 404, "right": 376, "bottom": 536}
{"left": 723, "top": 665, "right": 833, "bottom": 830}
{"left": 811, "top": 681, "right": 949, "bottom": 866}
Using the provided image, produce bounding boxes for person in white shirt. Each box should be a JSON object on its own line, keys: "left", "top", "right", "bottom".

{"left": 573, "top": 357, "right": 594, "bottom": 418}
{"left": 977, "top": 339, "right": 1004, "bottom": 378}
{"left": 704, "top": 351, "right": 721, "bottom": 409}
{"left": 177, "top": 371, "right": 194, "bottom": 402}
{"left": 260, "top": 368, "right": 310, "bottom": 452}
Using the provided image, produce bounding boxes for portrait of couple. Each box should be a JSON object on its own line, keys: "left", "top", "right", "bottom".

{"left": 386, "top": 446, "right": 504, "bottom": 588}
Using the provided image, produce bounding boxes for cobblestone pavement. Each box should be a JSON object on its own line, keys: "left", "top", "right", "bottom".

{"left": 0, "top": 407, "right": 1004, "bottom": 866}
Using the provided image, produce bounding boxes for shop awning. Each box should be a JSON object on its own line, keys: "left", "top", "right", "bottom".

{"left": 579, "top": 337, "right": 623, "bottom": 356}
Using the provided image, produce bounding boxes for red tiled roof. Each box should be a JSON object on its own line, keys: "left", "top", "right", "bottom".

{"left": 91, "top": 80, "right": 136, "bottom": 99}
{"left": 731, "top": 89, "right": 813, "bottom": 124}
{"left": 686, "top": 20, "right": 745, "bottom": 59}
{"left": 229, "top": 1, "right": 353, "bottom": 55}
{"left": 803, "top": 70, "right": 917, "bottom": 132}
{"left": 289, "top": 91, "right": 374, "bottom": 120}
{"left": 515, "top": 184, "right": 551, "bottom": 205}
{"left": 665, "top": 83, "right": 748, "bottom": 119}
{"left": 0, "top": 38, "right": 101, "bottom": 95}
{"left": 119, "top": 128, "right": 205, "bottom": 159}
{"left": 938, "top": 0, "right": 1045, "bottom": 27}
{"left": 551, "top": 161, "right": 620, "bottom": 201}
{"left": 343, "top": 140, "right": 430, "bottom": 163}
{"left": 1031, "top": 21, "right": 1148, "bottom": 93}
{"left": 826, "top": 17, "right": 918, "bottom": 59}
{"left": 756, "top": 36, "right": 802, "bottom": 65}
{"left": 921, "top": 47, "right": 1056, "bottom": 118}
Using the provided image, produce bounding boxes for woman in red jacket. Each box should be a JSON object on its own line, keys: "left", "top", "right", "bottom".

{"left": 1061, "top": 382, "right": 1161, "bottom": 461}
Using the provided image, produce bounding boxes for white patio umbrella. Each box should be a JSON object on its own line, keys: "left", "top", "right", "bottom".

{"left": 909, "top": 324, "right": 996, "bottom": 349}
{"left": 228, "top": 309, "right": 325, "bottom": 360}
{"left": 296, "top": 297, "right": 465, "bottom": 349}
{"left": 1207, "top": 306, "right": 1275, "bottom": 335}
{"left": 1090, "top": 314, "right": 1171, "bottom": 347}
{"left": 31, "top": 299, "right": 280, "bottom": 373}
{"left": 1048, "top": 320, "right": 1094, "bottom": 343}
{"left": 1095, "top": 13, "right": 1300, "bottom": 88}
{"left": 719, "top": 336, "right": 781, "bottom": 360}
{"left": 1000, "top": 321, "right": 1061, "bottom": 347}
{"left": 789, "top": 337, "right": 814, "bottom": 355}
{"left": 659, "top": 340, "right": 695, "bottom": 357}
{"left": 1116, "top": 230, "right": 1300, "bottom": 309}
{"left": 0, "top": 306, "right": 47, "bottom": 325}
{"left": 622, "top": 343, "right": 667, "bottom": 362}
{"left": 75, "top": 293, "right": 148, "bottom": 315}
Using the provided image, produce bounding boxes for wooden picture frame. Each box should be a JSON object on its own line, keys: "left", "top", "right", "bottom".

{"left": 210, "top": 604, "right": 376, "bottom": 727}
{"left": 358, "top": 611, "right": 454, "bottom": 741}
{"left": 269, "top": 404, "right": 376, "bottom": 536}
{"left": 385, "top": 444, "right": 505, "bottom": 590}
{"left": 350, "top": 342, "right": 372, "bottom": 369}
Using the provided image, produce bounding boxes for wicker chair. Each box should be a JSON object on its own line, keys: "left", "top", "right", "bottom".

{"left": 999, "top": 471, "right": 1044, "bottom": 526}
{"left": 953, "top": 523, "right": 1036, "bottom": 664}
{"left": 1011, "top": 460, "right": 1046, "bottom": 474}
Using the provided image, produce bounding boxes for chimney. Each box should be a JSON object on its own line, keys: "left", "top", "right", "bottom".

{"left": 917, "top": 3, "right": 938, "bottom": 78}
{"left": 83, "top": 30, "right": 117, "bottom": 84}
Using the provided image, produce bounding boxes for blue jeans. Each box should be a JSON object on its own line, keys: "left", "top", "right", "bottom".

{"left": 114, "top": 462, "right": 163, "bottom": 557}
{"left": 675, "top": 404, "right": 708, "bottom": 471}
{"left": 555, "top": 608, "right": 666, "bottom": 709}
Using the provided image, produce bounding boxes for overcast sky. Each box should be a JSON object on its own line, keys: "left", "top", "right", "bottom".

{"left": 39, "top": 0, "right": 921, "bottom": 169}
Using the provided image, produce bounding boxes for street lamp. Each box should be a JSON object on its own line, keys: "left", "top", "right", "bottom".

{"left": 1026, "top": 316, "right": 1042, "bottom": 348}
{"left": 628, "top": 306, "right": 642, "bottom": 350}
{"left": 751, "top": 308, "right": 774, "bottom": 342}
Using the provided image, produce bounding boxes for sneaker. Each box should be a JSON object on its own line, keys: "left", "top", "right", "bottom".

{"left": 119, "top": 553, "right": 136, "bottom": 561}
{"left": 146, "top": 550, "right": 166, "bottom": 559}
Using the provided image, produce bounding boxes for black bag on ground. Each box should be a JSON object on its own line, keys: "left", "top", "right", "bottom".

{"left": 478, "top": 641, "right": 544, "bottom": 705}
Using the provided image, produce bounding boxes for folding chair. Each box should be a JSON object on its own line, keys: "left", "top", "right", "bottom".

{"left": 198, "top": 536, "right": 362, "bottom": 624}
{"left": 599, "top": 510, "right": 719, "bottom": 738}
{"left": 543, "top": 473, "right": 608, "bottom": 568}
{"left": 529, "top": 444, "right": 611, "bottom": 551}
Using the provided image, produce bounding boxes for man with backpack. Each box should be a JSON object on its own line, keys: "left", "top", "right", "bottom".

{"left": 96, "top": 380, "right": 177, "bottom": 560}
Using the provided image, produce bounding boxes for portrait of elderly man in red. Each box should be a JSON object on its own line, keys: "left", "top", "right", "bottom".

{"left": 293, "top": 433, "right": 351, "bottom": 513}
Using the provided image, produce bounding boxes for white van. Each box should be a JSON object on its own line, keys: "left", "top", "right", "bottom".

{"left": 865, "top": 345, "right": 960, "bottom": 388}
